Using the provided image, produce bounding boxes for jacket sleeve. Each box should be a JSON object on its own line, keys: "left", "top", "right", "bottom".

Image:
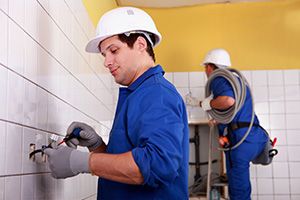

{"left": 129, "top": 85, "right": 187, "bottom": 188}
{"left": 211, "top": 76, "right": 235, "bottom": 98}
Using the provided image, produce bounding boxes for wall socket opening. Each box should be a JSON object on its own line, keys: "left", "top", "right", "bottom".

{"left": 29, "top": 143, "right": 36, "bottom": 161}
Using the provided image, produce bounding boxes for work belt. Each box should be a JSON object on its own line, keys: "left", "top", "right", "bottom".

{"left": 226, "top": 121, "right": 260, "bottom": 168}
{"left": 229, "top": 121, "right": 260, "bottom": 131}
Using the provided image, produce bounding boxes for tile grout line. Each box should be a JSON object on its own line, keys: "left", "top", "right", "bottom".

{"left": 0, "top": 7, "right": 113, "bottom": 114}
{"left": 37, "top": 0, "right": 113, "bottom": 96}
{"left": 0, "top": 62, "right": 110, "bottom": 130}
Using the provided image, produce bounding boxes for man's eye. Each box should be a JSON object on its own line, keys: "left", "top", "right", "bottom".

{"left": 111, "top": 49, "right": 118, "bottom": 54}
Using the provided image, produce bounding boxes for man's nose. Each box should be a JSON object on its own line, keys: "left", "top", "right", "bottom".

{"left": 104, "top": 55, "right": 113, "bottom": 68}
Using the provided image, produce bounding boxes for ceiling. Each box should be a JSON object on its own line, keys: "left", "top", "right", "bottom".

{"left": 116, "top": 0, "right": 271, "bottom": 8}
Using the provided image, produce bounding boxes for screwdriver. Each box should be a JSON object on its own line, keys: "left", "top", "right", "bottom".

{"left": 57, "top": 127, "right": 82, "bottom": 146}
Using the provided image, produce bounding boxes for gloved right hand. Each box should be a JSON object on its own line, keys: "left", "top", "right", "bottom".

{"left": 66, "top": 121, "right": 103, "bottom": 151}
{"left": 44, "top": 146, "right": 90, "bottom": 179}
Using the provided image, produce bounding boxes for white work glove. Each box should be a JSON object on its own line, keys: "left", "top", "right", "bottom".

{"left": 200, "top": 94, "right": 213, "bottom": 111}
{"left": 44, "top": 146, "right": 90, "bottom": 179}
{"left": 185, "top": 95, "right": 200, "bottom": 107}
{"left": 66, "top": 121, "right": 103, "bottom": 151}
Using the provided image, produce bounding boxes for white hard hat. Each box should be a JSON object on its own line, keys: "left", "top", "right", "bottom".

{"left": 86, "top": 7, "right": 162, "bottom": 53}
{"left": 202, "top": 48, "right": 231, "bottom": 68}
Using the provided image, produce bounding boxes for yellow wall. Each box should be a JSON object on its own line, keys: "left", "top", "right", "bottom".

{"left": 82, "top": 0, "right": 117, "bottom": 26}
{"left": 83, "top": 0, "right": 300, "bottom": 72}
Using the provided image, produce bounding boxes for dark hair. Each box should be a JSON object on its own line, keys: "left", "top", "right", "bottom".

{"left": 118, "top": 33, "right": 156, "bottom": 62}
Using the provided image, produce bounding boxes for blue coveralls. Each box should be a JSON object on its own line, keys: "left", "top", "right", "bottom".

{"left": 97, "top": 65, "right": 189, "bottom": 200}
{"left": 211, "top": 76, "right": 268, "bottom": 200}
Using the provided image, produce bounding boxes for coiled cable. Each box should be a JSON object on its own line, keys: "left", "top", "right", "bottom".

{"left": 205, "top": 68, "right": 255, "bottom": 151}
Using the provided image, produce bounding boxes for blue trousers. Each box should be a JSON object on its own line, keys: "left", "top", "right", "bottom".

{"left": 225, "top": 127, "right": 268, "bottom": 200}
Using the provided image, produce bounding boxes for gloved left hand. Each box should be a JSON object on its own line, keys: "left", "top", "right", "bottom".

{"left": 201, "top": 94, "right": 213, "bottom": 111}
{"left": 44, "top": 146, "right": 90, "bottom": 179}
{"left": 66, "top": 121, "right": 103, "bottom": 151}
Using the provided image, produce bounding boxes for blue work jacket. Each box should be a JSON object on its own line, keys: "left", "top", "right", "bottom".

{"left": 211, "top": 76, "right": 266, "bottom": 144}
{"left": 97, "top": 65, "right": 189, "bottom": 200}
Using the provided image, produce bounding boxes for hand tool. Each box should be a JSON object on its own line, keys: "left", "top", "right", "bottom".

{"left": 29, "top": 128, "right": 82, "bottom": 159}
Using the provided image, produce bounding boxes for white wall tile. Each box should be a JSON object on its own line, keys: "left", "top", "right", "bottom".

{"left": 0, "top": 0, "right": 8, "bottom": 13}
{"left": 284, "top": 70, "right": 299, "bottom": 85}
{"left": 255, "top": 102, "right": 269, "bottom": 114}
{"left": 289, "top": 162, "right": 300, "bottom": 178}
{"left": 164, "top": 72, "right": 173, "bottom": 84}
{"left": 252, "top": 70, "right": 267, "bottom": 86}
{"left": 286, "top": 114, "right": 300, "bottom": 129}
{"left": 5, "top": 123, "right": 22, "bottom": 174}
{"left": 253, "top": 86, "right": 269, "bottom": 102}
{"left": 268, "top": 70, "right": 283, "bottom": 86}
{"left": 5, "top": 176, "right": 21, "bottom": 200}
{"left": 257, "top": 164, "right": 273, "bottom": 178}
{"left": 291, "top": 195, "right": 300, "bottom": 200}
{"left": 7, "top": 71, "right": 24, "bottom": 124}
{"left": 250, "top": 178, "right": 257, "bottom": 194}
{"left": 257, "top": 178, "right": 274, "bottom": 194}
{"left": 287, "top": 130, "right": 300, "bottom": 145}
{"left": 21, "top": 175, "right": 34, "bottom": 200}
{"left": 273, "top": 162, "right": 289, "bottom": 178}
{"left": 257, "top": 114, "right": 270, "bottom": 129}
{"left": 275, "top": 146, "right": 288, "bottom": 162}
{"left": 24, "top": 82, "right": 37, "bottom": 127}
{"left": 285, "top": 101, "right": 300, "bottom": 114}
{"left": 0, "top": 177, "right": 4, "bottom": 200}
{"left": 274, "top": 178, "right": 290, "bottom": 194}
{"left": 0, "top": 66, "right": 7, "bottom": 119}
{"left": 250, "top": 164, "right": 257, "bottom": 178}
{"left": 241, "top": 70, "right": 252, "bottom": 86}
{"left": 176, "top": 87, "right": 190, "bottom": 100}
{"left": 269, "top": 86, "right": 284, "bottom": 101}
{"left": 270, "top": 101, "right": 285, "bottom": 114}
{"left": 1, "top": 1, "right": 109, "bottom": 200}
{"left": 8, "top": 0, "right": 25, "bottom": 27}
{"left": 24, "top": 0, "right": 38, "bottom": 39}
{"left": 257, "top": 195, "right": 274, "bottom": 200}
{"left": 189, "top": 87, "right": 205, "bottom": 100}
{"left": 0, "top": 11, "right": 8, "bottom": 65}
{"left": 189, "top": 72, "right": 206, "bottom": 87}
{"left": 269, "top": 114, "right": 286, "bottom": 130}
{"left": 173, "top": 72, "right": 189, "bottom": 88}
{"left": 24, "top": 37, "right": 38, "bottom": 83}
{"left": 8, "top": 19, "right": 25, "bottom": 75}
{"left": 45, "top": 174, "right": 56, "bottom": 200}
{"left": 275, "top": 195, "right": 290, "bottom": 200}
{"left": 290, "top": 178, "right": 300, "bottom": 195}
{"left": 285, "top": 85, "right": 300, "bottom": 100}
{"left": 287, "top": 132, "right": 300, "bottom": 150}
{"left": 0, "top": 121, "right": 6, "bottom": 175}
{"left": 34, "top": 174, "right": 46, "bottom": 200}
{"left": 288, "top": 146, "right": 300, "bottom": 161}
{"left": 270, "top": 129, "right": 286, "bottom": 146}
{"left": 36, "top": 88, "right": 48, "bottom": 130}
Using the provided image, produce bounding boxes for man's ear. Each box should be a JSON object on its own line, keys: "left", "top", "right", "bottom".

{"left": 135, "top": 36, "right": 148, "bottom": 51}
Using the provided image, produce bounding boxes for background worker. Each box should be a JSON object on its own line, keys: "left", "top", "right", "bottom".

{"left": 44, "top": 6, "right": 189, "bottom": 200}
{"left": 187, "top": 48, "right": 268, "bottom": 200}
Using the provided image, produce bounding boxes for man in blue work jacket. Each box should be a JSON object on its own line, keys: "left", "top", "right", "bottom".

{"left": 187, "top": 48, "right": 268, "bottom": 200}
{"left": 44, "top": 6, "right": 189, "bottom": 200}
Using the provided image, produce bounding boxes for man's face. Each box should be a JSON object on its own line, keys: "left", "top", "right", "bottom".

{"left": 204, "top": 64, "right": 214, "bottom": 77}
{"left": 99, "top": 35, "right": 140, "bottom": 86}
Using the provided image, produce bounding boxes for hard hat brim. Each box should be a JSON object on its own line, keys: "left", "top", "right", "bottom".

{"left": 85, "top": 35, "right": 112, "bottom": 53}
{"left": 85, "top": 33, "right": 162, "bottom": 53}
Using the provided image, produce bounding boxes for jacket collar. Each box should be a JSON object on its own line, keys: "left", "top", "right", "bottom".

{"left": 127, "top": 65, "right": 164, "bottom": 91}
